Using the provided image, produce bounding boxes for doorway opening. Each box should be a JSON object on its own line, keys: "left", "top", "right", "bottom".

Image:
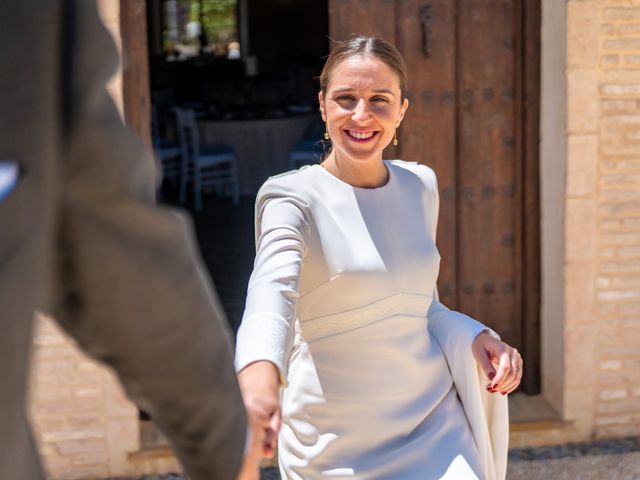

{"left": 148, "top": 0, "right": 329, "bottom": 329}
{"left": 141, "top": 0, "right": 329, "bottom": 449}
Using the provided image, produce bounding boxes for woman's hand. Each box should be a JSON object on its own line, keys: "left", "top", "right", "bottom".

{"left": 237, "top": 360, "right": 282, "bottom": 459}
{"left": 471, "top": 331, "right": 523, "bottom": 395}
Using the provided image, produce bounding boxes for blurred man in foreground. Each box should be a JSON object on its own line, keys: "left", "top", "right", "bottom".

{"left": 0, "top": 2, "right": 256, "bottom": 478}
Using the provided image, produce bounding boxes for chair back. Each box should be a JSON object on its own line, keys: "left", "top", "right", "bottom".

{"left": 175, "top": 108, "right": 200, "bottom": 162}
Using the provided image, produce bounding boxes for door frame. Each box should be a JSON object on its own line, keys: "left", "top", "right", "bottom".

{"left": 119, "top": 0, "right": 152, "bottom": 149}
{"left": 539, "top": 0, "right": 568, "bottom": 417}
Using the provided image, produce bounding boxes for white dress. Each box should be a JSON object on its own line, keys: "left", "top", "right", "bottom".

{"left": 236, "top": 160, "right": 507, "bottom": 480}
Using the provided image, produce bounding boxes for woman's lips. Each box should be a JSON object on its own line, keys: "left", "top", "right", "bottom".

{"left": 344, "top": 130, "right": 379, "bottom": 143}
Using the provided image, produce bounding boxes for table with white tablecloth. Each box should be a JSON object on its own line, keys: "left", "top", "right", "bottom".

{"left": 199, "top": 114, "right": 319, "bottom": 195}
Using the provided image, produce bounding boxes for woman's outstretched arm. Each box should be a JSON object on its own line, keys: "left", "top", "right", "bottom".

{"left": 235, "top": 177, "right": 310, "bottom": 462}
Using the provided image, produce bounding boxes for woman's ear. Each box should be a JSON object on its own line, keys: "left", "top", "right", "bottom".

{"left": 318, "top": 91, "right": 326, "bottom": 122}
{"left": 397, "top": 97, "right": 409, "bottom": 125}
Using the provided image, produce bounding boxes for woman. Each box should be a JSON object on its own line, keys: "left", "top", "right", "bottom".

{"left": 235, "top": 36, "right": 522, "bottom": 480}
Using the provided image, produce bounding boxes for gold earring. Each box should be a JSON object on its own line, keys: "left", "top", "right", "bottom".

{"left": 393, "top": 129, "right": 398, "bottom": 146}
{"left": 324, "top": 124, "right": 330, "bottom": 140}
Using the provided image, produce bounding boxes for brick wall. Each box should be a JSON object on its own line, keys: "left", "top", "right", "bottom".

{"left": 564, "top": 0, "right": 640, "bottom": 441}
{"left": 593, "top": 0, "right": 640, "bottom": 438}
{"left": 29, "top": 316, "right": 140, "bottom": 479}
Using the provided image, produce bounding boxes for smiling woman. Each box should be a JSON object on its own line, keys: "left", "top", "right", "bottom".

{"left": 319, "top": 56, "right": 408, "bottom": 188}
{"left": 234, "top": 36, "right": 519, "bottom": 480}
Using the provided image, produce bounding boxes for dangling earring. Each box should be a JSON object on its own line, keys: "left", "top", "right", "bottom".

{"left": 393, "top": 129, "right": 398, "bottom": 146}
{"left": 324, "top": 123, "right": 330, "bottom": 140}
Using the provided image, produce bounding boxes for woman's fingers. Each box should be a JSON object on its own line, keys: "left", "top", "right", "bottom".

{"left": 270, "top": 407, "right": 282, "bottom": 436}
{"left": 471, "top": 332, "right": 499, "bottom": 381}
{"left": 491, "top": 349, "right": 523, "bottom": 394}
{"left": 263, "top": 427, "right": 277, "bottom": 458}
{"left": 490, "top": 350, "right": 511, "bottom": 389}
{"left": 498, "top": 351, "right": 523, "bottom": 394}
{"left": 263, "top": 407, "right": 282, "bottom": 458}
{"left": 476, "top": 348, "right": 497, "bottom": 382}
{"left": 244, "top": 398, "right": 280, "bottom": 457}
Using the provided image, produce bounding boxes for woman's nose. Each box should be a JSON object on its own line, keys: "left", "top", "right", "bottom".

{"left": 351, "top": 99, "right": 371, "bottom": 121}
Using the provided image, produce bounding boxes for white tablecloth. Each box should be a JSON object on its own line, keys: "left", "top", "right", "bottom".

{"left": 199, "top": 114, "right": 319, "bottom": 195}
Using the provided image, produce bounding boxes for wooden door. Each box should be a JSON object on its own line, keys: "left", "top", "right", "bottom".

{"left": 329, "top": 0, "right": 540, "bottom": 393}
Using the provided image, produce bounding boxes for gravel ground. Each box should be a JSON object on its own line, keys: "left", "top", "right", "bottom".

{"left": 506, "top": 437, "right": 640, "bottom": 479}
{"left": 105, "top": 454, "right": 640, "bottom": 479}
{"left": 507, "top": 451, "right": 640, "bottom": 479}
{"left": 106, "top": 437, "right": 640, "bottom": 479}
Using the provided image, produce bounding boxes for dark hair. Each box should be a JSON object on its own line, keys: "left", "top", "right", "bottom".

{"left": 319, "top": 35, "right": 408, "bottom": 100}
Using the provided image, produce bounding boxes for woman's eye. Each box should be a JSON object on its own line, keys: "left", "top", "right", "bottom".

{"left": 336, "top": 95, "right": 356, "bottom": 102}
{"left": 371, "top": 96, "right": 389, "bottom": 103}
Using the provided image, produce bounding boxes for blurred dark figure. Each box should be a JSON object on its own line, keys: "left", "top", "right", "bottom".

{"left": 0, "top": 2, "right": 247, "bottom": 479}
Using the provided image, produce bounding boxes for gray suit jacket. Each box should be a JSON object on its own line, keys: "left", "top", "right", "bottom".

{"left": 0, "top": 2, "right": 246, "bottom": 479}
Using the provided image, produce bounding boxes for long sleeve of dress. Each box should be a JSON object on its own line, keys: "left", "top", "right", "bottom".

{"left": 235, "top": 178, "right": 310, "bottom": 381}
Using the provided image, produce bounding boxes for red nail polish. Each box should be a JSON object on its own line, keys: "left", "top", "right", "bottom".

{"left": 488, "top": 372, "right": 495, "bottom": 380}
{"left": 501, "top": 392, "right": 507, "bottom": 396}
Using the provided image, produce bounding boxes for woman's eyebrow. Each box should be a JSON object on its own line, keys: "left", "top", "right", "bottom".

{"left": 372, "top": 89, "right": 395, "bottom": 96}
{"left": 332, "top": 87, "right": 396, "bottom": 96}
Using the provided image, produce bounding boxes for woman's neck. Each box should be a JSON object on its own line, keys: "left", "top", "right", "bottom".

{"left": 322, "top": 151, "right": 389, "bottom": 189}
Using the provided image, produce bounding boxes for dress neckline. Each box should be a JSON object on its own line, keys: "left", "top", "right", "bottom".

{"left": 314, "top": 160, "right": 394, "bottom": 192}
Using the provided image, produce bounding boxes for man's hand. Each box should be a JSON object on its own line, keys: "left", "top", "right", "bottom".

{"left": 236, "top": 423, "right": 265, "bottom": 480}
{"left": 472, "top": 332, "right": 523, "bottom": 395}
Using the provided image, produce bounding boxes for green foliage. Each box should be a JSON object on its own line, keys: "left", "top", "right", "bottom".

{"left": 181, "top": 0, "right": 238, "bottom": 44}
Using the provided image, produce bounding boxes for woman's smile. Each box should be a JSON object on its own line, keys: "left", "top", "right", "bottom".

{"left": 344, "top": 129, "right": 379, "bottom": 142}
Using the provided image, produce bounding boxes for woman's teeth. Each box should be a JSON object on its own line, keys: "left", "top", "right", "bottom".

{"left": 348, "top": 130, "right": 375, "bottom": 139}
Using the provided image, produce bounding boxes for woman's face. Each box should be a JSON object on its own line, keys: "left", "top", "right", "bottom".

{"left": 319, "top": 56, "right": 409, "bottom": 165}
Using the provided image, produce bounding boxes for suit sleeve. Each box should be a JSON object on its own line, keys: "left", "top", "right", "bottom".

{"left": 235, "top": 178, "right": 309, "bottom": 384}
{"left": 424, "top": 167, "right": 498, "bottom": 346}
{"left": 51, "top": 2, "right": 246, "bottom": 479}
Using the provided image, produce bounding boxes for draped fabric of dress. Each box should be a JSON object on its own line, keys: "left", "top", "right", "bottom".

{"left": 236, "top": 160, "right": 509, "bottom": 480}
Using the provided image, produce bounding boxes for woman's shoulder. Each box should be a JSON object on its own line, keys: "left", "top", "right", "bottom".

{"left": 387, "top": 160, "right": 438, "bottom": 188}
{"left": 257, "top": 164, "right": 318, "bottom": 203}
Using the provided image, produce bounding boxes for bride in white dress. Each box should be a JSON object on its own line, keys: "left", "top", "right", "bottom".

{"left": 235, "top": 36, "right": 522, "bottom": 480}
